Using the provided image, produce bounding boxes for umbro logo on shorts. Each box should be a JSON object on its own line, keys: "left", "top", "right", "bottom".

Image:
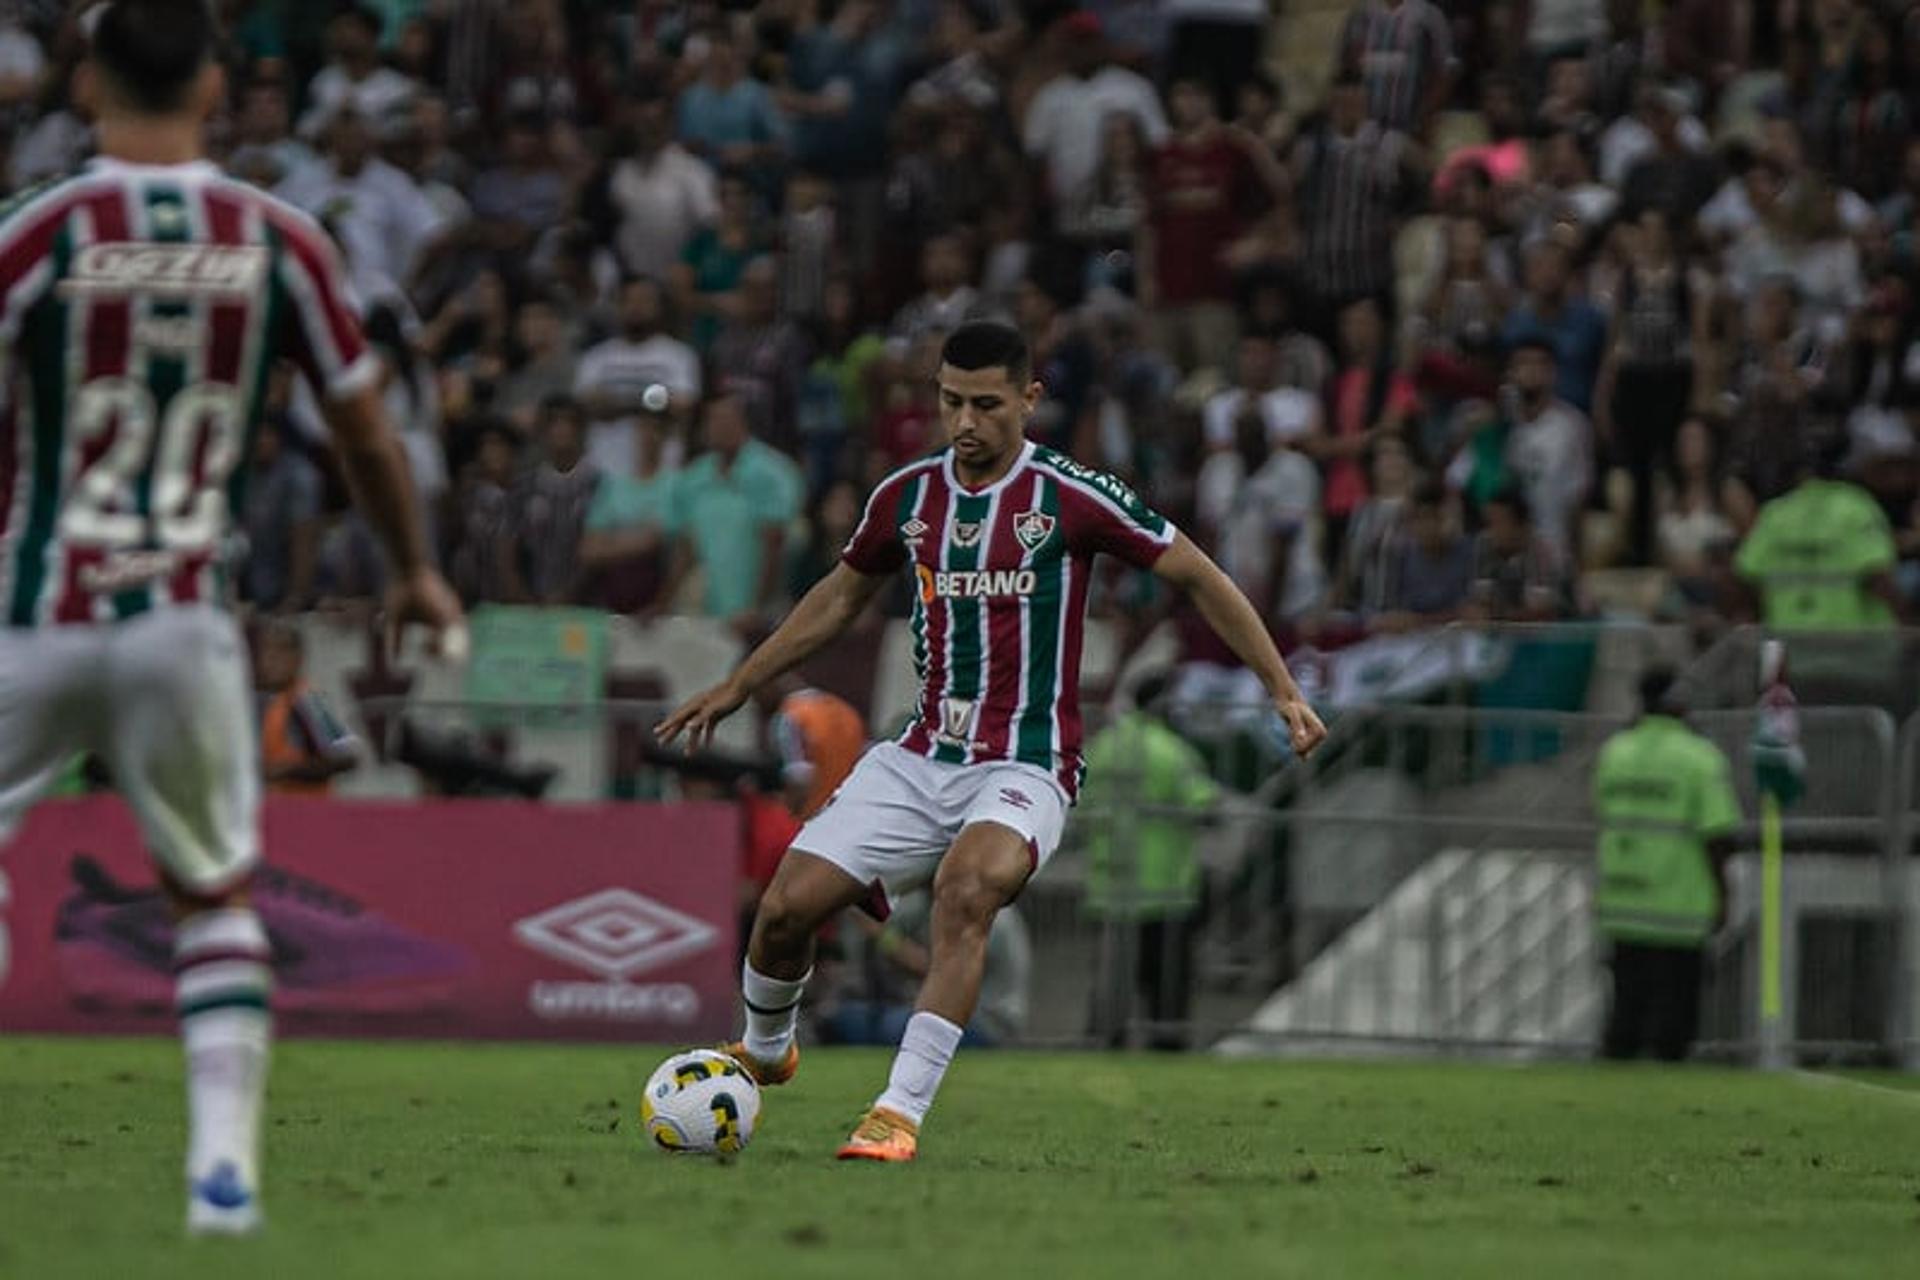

{"left": 998, "top": 787, "right": 1033, "bottom": 810}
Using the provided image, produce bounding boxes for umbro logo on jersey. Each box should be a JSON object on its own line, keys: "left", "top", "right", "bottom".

{"left": 953, "top": 521, "right": 983, "bottom": 548}
{"left": 61, "top": 243, "right": 269, "bottom": 299}
{"left": 901, "top": 518, "right": 929, "bottom": 540}
{"left": 1014, "top": 510, "right": 1056, "bottom": 552}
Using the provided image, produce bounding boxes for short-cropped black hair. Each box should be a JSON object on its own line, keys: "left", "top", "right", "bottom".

{"left": 941, "top": 320, "right": 1030, "bottom": 385}
{"left": 91, "top": 0, "right": 218, "bottom": 114}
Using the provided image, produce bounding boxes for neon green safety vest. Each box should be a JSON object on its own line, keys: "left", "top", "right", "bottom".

{"left": 1592, "top": 716, "right": 1743, "bottom": 946}
{"left": 1081, "top": 712, "right": 1220, "bottom": 919}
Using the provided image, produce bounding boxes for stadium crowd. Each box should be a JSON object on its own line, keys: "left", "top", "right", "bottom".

{"left": 3, "top": 0, "right": 1918, "bottom": 650}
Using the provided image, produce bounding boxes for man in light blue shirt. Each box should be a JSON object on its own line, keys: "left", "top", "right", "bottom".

{"left": 666, "top": 391, "right": 803, "bottom": 626}
{"left": 675, "top": 28, "right": 788, "bottom": 172}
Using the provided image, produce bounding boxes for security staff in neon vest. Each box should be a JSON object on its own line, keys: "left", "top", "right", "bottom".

{"left": 1592, "top": 667, "right": 1741, "bottom": 1061}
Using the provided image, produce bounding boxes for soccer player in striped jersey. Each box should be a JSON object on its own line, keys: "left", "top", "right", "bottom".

{"left": 0, "top": 1, "right": 461, "bottom": 1233}
{"left": 659, "top": 320, "right": 1326, "bottom": 1161}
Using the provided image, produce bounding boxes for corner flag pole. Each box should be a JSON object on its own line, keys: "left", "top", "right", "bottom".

{"left": 1752, "top": 639, "right": 1802, "bottom": 1072}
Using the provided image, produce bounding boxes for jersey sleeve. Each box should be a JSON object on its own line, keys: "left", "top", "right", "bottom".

{"left": 271, "top": 210, "right": 380, "bottom": 403}
{"left": 1053, "top": 462, "right": 1177, "bottom": 570}
{"left": 841, "top": 474, "right": 910, "bottom": 575}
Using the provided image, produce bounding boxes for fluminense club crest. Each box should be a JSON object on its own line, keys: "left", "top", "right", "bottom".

{"left": 1014, "top": 509, "right": 1056, "bottom": 552}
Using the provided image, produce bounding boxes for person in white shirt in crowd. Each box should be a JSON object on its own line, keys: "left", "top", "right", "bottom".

{"left": 1599, "top": 81, "right": 1709, "bottom": 189}
{"left": 1196, "top": 398, "right": 1326, "bottom": 627}
{"left": 600, "top": 88, "right": 721, "bottom": 282}
{"left": 0, "top": 5, "right": 45, "bottom": 116}
{"left": 1022, "top": 11, "right": 1167, "bottom": 217}
{"left": 1503, "top": 333, "right": 1593, "bottom": 566}
{"left": 574, "top": 275, "right": 702, "bottom": 477}
{"left": 299, "top": 4, "right": 420, "bottom": 141}
{"left": 1202, "top": 334, "right": 1322, "bottom": 454}
{"left": 277, "top": 104, "right": 452, "bottom": 293}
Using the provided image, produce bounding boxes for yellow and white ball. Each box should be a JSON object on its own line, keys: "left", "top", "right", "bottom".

{"left": 640, "top": 1050, "right": 761, "bottom": 1155}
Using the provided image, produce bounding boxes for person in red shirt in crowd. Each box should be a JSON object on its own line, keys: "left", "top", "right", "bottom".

{"left": 1139, "top": 75, "right": 1279, "bottom": 376}
{"left": 1306, "top": 296, "right": 1420, "bottom": 561}
{"left": 753, "top": 672, "right": 867, "bottom": 820}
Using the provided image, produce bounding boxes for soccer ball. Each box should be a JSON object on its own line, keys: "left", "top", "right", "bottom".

{"left": 640, "top": 1050, "right": 760, "bottom": 1155}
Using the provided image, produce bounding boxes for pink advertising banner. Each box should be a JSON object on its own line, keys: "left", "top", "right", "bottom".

{"left": 0, "top": 797, "right": 739, "bottom": 1042}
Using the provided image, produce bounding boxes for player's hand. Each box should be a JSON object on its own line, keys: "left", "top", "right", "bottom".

{"left": 1276, "top": 695, "right": 1327, "bottom": 758}
{"left": 656, "top": 679, "right": 748, "bottom": 753}
{"left": 384, "top": 568, "right": 467, "bottom": 661}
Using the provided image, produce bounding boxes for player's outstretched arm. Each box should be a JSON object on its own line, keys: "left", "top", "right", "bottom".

{"left": 657, "top": 562, "right": 888, "bottom": 752}
{"left": 321, "top": 385, "right": 465, "bottom": 656}
{"left": 1152, "top": 531, "right": 1327, "bottom": 758}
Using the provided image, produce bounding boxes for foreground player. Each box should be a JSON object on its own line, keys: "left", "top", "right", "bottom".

{"left": 660, "top": 321, "right": 1326, "bottom": 1160}
{"left": 0, "top": 1, "right": 461, "bottom": 1232}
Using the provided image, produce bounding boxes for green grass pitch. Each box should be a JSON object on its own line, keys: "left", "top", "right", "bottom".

{"left": 2, "top": 1036, "right": 1916, "bottom": 1279}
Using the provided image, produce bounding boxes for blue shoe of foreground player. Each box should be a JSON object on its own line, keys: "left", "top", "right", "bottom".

{"left": 187, "top": 1161, "right": 262, "bottom": 1237}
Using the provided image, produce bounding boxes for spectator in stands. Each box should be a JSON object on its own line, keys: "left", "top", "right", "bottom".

{"left": 239, "top": 415, "right": 322, "bottom": 616}
{"left": 506, "top": 396, "right": 601, "bottom": 605}
{"left": 673, "top": 26, "right": 788, "bottom": 180}
{"left": 495, "top": 289, "right": 580, "bottom": 430}
{"left": 1721, "top": 275, "right": 1823, "bottom": 507}
{"left": 228, "top": 75, "right": 316, "bottom": 189}
{"left": 1308, "top": 296, "right": 1418, "bottom": 559}
{"left": 1502, "top": 334, "right": 1593, "bottom": 565}
{"left": 1735, "top": 441, "right": 1903, "bottom": 631}
{"left": 1592, "top": 666, "right": 1739, "bottom": 1062}
{"left": 1337, "top": 436, "right": 1416, "bottom": 618}
{"left": 663, "top": 391, "right": 803, "bottom": 633}
{"left": 580, "top": 389, "right": 677, "bottom": 616}
{"left": 299, "top": 4, "right": 419, "bottom": 142}
{"left": 674, "top": 169, "right": 770, "bottom": 352}
{"left": 1022, "top": 12, "right": 1168, "bottom": 220}
{"left": 1372, "top": 479, "right": 1474, "bottom": 631}
{"left": 598, "top": 89, "right": 720, "bottom": 281}
{"left": 447, "top": 420, "right": 520, "bottom": 605}
{"left": 468, "top": 111, "right": 567, "bottom": 257}
{"left": 1196, "top": 398, "right": 1325, "bottom": 627}
{"left": 1530, "top": 126, "right": 1618, "bottom": 245}
{"left": 1596, "top": 208, "right": 1709, "bottom": 566}
{"left": 1202, "top": 335, "right": 1322, "bottom": 455}
{"left": 1081, "top": 671, "right": 1219, "bottom": 1051}
{"left": 889, "top": 231, "right": 985, "bottom": 345}
{"left": 254, "top": 621, "right": 359, "bottom": 796}
{"left": 0, "top": 7, "right": 43, "bottom": 122}
{"left": 797, "top": 277, "right": 886, "bottom": 498}
{"left": 712, "top": 254, "right": 812, "bottom": 450}
{"left": 1292, "top": 70, "right": 1418, "bottom": 323}
{"left": 1503, "top": 236, "right": 1610, "bottom": 415}
{"left": 1139, "top": 75, "right": 1270, "bottom": 377}
{"left": 277, "top": 104, "right": 450, "bottom": 292}
{"left": 1337, "top": 0, "right": 1454, "bottom": 138}
{"left": 1469, "top": 487, "right": 1574, "bottom": 621}
{"left": 788, "top": 478, "right": 865, "bottom": 600}
{"left": 1618, "top": 84, "right": 1722, "bottom": 225}
{"left": 1658, "top": 415, "right": 1742, "bottom": 627}
{"left": 1599, "top": 79, "right": 1709, "bottom": 192}
{"left": 575, "top": 276, "right": 701, "bottom": 478}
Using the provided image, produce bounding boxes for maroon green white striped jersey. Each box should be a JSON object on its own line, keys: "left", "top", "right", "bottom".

{"left": 0, "top": 158, "right": 375, "bottom": 627}
{"left": 841, "top": 442, "right": 1177, "bottom": 798}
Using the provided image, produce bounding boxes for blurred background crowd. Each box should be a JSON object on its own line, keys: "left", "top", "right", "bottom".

{"left": 4, "top": 0, "right": 1918, "bottom": 652}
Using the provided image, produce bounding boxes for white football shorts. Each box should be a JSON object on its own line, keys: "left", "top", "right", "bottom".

{"left": 0, "top": 606, "right": 260, "bottom": 896}
{"left": 790, "top": 741, "right": 1069, "bottom": 916}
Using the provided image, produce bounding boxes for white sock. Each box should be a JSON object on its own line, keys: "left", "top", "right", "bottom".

{"left": 175, "top": 909, "right": 273, "bottom": 1197}
{"left": 741, "top": 961, "right": 809, "bottom": 1062}
{"left": 875, "top": 1011, "right": 964, "bottom": 1126}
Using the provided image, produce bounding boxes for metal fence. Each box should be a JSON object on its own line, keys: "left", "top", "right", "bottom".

{"left": 346, "top": 672, "right": 1916, "bottom": 1066}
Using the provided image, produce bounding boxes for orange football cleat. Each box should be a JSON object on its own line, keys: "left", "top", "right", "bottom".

{"left": 717, "top": 1040, "right": 799, "bottom": 1086}
{"left": 835, "top": 1106, "right": 919, "bottom": 1162}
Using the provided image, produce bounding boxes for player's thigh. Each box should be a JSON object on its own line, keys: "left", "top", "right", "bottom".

{"left": 0, "top": 628, "right": 100, "bottom": 841}
{"left": 950, "top": 764, "right": 1071, "bottom": 893}
{"left": 789, "top": 743, "right": 954, "bottom": 912}
{"left": 758, "top": 847, "right": 872, "bottom": 933}
{"left": 104, "top": 608, "right": 261, "bottom": 897}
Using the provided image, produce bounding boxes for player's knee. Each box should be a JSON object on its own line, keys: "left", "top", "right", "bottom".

{"left": 753, "top": 884, "right": 820, "bottom": 955}
{"left": 931, "top": 871, "right": 1012, "bottom": 932}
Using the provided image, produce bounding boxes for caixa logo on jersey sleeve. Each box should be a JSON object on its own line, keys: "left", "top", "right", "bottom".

{"left": 60, "top": 243, "right": 269, "bottom": 299}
